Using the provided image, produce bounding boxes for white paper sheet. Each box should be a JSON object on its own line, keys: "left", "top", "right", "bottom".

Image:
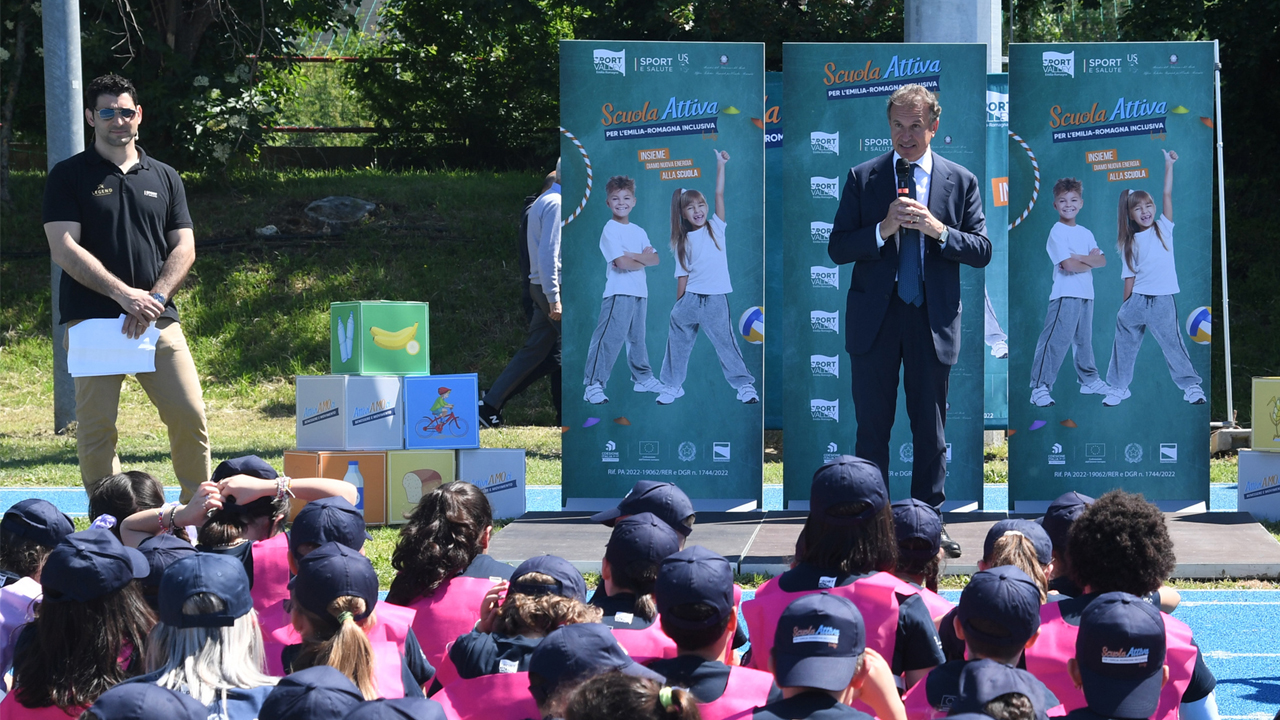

{"left": 67, "top": 315, "right": 161, "bottom": 377}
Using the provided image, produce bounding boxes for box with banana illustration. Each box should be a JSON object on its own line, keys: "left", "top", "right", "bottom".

{"left": 330, "top": 301, "right": 430, "bottom": 375}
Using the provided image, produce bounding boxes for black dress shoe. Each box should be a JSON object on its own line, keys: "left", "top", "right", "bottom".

{"left": 939, "top": 524, "right": 962, "bottom": 558}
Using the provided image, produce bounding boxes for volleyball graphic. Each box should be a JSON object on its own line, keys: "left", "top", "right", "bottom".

{"left": 1186, "top": 306, "right": 1212, "bottom": 345}
{"left": 739, "top": 306, "right": 765, "bottom": 345}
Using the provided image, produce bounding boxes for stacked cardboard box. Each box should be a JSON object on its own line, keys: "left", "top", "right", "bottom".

{"left": 1238, "top": 378, "right": 1280, "bottom": 520}
{"left": 290, "top": 301, "right": 526, "bottom": 524}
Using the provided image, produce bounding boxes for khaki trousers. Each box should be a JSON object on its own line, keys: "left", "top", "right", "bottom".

{"left": 66, "top": 318, "right": 211, "bottom": 501}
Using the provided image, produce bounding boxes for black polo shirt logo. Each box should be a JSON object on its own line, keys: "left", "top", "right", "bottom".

{"left": 144, "top": 190, "right": 159, "bottom": 198}
{"left": 92, "top": 183, "right": 113, "bottom": 197}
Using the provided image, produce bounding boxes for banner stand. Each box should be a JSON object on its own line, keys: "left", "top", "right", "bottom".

{"left": 1213, "top": 40, "right": 1236, "bottom": 428}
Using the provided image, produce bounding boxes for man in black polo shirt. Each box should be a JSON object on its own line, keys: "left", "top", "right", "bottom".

{"left": 44, "top": 73, "right": 209, "bottom": 502}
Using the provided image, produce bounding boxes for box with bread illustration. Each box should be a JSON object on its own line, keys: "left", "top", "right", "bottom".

{"left": 386, "top": 450, "right": 457, "bottom": 523}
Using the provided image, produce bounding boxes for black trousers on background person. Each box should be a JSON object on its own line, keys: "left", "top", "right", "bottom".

{"left": 848, "top": 292, "right": 950, "bottom": 509}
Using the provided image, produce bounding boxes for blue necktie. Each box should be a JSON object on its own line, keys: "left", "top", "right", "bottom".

{"left": 897, "top": 163, "right": 922, "bottom": 306}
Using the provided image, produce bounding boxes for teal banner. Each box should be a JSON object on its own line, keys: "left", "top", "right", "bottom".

{"left": 559, "top": 41, "right": 765, "bottom": 507}
{"left": 985, "top": 74, "right": 1010, "bottom": 429}
{"left": 765, "top": 72, "right": 784, "bottom": 430}
{"left": 1007, "top": 43, "right": 1215, "bottom": 509}
{"left": 781, "top": 43, "right": 988, "bottom": 509}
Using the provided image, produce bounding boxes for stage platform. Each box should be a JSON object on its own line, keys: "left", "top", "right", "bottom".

{"left": 488, "top": 510, "right": 1280, "bottom": 579}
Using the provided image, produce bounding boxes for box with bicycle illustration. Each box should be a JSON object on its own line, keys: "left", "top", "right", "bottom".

{"left": 403, "top": 374, "right": 480, "bottom": 450}
{"left": 330, "top": 301, "right": 430, "bottom": 375}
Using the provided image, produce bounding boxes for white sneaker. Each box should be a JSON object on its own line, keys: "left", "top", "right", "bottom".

{"left": 1079, "top": 379, "right": 1110, "bottom": 395}
{"left": 990, "top": 341, "right": 1009, "bottom": 359}
{"left": 1030, "top": 386, "right": 1055, "bottom": 407}
{"left": 583, "top": 384, "right": 609, "bottom": 404}
{"left": 656, "top": 386, "right": 685, "bottom": 405}
{"left": 633, "top": 377, "right": 663, "bottom": 393}
{"left": 1102, "top": 388, "right": 1131, "bottom": 407}
{"left": 1184, "top": 385, "right": 1207, "bottom": 404}
{"left": 736, "top": 385, "right": 760, "bottom": 404}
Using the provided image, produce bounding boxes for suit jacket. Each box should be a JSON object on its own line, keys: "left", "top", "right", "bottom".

{"left": 828, "top": 150, "right": 991, "bottom": 365}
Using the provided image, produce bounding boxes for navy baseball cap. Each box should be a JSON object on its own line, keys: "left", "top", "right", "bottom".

{"left": 1040, "top": 491, "right": 1095, "bottom": 553}
{"left": 591, "top": 481, "right": 695, "bottom": 537}
{"left": 1077, "top": 592, "right": 1167, "bottom": 719}
{"left": 952, "top": 658, "right": 1049, "bottom": 719}
{"left": 891, "top": 498, "right": 942, "bottom": 561}
{"left": 983, "top": 519, "right": 1052, "bottom": 566}
{"left": 604, "top": 512, "right": 681, "bottom": 570}
{"left": 210, "top": 454, "right": 278, "bottom": 483}
{"left": 159, "top": 553, "right": 253, "bottom": 627}
{"left": 138, "top": 533, "right": 198, "bottom": 606}
{"left": 772, "top": 592, "right": 867, "bottom": 692}
{"left": 810, "top": 456, "right": 887, "bottom": 525}
{"left": 1, "top": 499, "right": 75, "bottom": 549}
{"left": 343, "top": 698, "right": 447, "bottom": 720}
{"left": 654, "top": 545, "right": 735, "bottom": 628}
{"left": 290, "top": 496, "right": 371, "bottom": 557}
{"left": 86, "top": 682, "right": 208, "bottom": 720}
{"left": 41, "top": 528, "right": 148, "bottom": 603}
{"left": 260, "top": 665, "right": 365, "bottom": 720}
{"left": 294, "top": 542, "right": 379, "bottom": 622}
{"left": 511, "top": 555, "right": 587, "bottom": 602}
{"left": 528, "top": 622, "right": 664, "bottom": 697}
{"left": 957, "top": 566, "right": 1042, "bottom": 649}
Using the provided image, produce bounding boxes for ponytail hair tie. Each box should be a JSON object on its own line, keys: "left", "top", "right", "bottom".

{"left": 1002, "top": 530, "right": 1025, "bottom": 538}
{"left": 659, "top": 686, "right": 675, "bottom": 710}
{"left": 338, "top": 611, "right": 354, "bottom": 623}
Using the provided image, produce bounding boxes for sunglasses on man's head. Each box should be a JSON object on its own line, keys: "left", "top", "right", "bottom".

{"left": 96, "top": 107, "right": 138, "bottom": 121}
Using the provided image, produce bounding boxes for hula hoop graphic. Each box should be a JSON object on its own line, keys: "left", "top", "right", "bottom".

{"left": 1008, "top": 130, "right": 1040, "bottom": 231}
{"left": 560, "top": 127, "right": 592, "bottom": 227}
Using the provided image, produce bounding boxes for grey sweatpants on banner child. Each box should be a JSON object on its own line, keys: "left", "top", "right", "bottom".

{"left": 583, "top": 295, "right": 655, "bottom": 386}
{"left": 1106, "top": 293, "right": 1201, "bottom": 393}
{"left": 660, "top": 292, "right": 754, "bottom": 391}
{"left": 1029, "top": 297, "right": 1100, "bottom": 390}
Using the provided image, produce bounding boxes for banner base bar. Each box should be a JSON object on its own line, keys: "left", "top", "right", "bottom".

{"left": 1013, "top": 500, "right": 1208, "bottom": 514}
{"left": 786, "top": 500, "right": 980, "bottom": 512}
{"left": 563, "top": 498, "right": 760, "bottom": 512}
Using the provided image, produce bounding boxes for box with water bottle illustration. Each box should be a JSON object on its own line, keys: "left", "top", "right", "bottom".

{"left": 283, "top": 450, "right": 387, "bottom": 525}
{"left": 330, "top": 301, "right": 430, "bottom": 375}
{"left": 403, "top": 374, "right": 481, "bottom": 450}
{"left": 296, "top": 375, "right": 405, "bottom": 451}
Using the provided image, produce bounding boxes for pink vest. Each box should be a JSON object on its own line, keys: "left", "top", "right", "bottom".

{"left": 609, "top": 619, "right": 678, "bottom": 663}
{"left": 250, "top": 533, "right": 292, "bottom": 616}
{"left": 371, "top": 639, "right": 406, "bottom": 699}
{"left": 259, "top": 600, "right": 301, "bottom": 677}
{"left": 260, "top": 602, "right": 418, "bottom": 697}
{"left": 407, "top": 576, "right": 497, "bottom": 688}
{"left": 1025, "top": 602, "right": 1198, "bottom": 720}
{"left": 434, "top": 671, "right": 540, "bottom": 720}
{"left": 0, "top": 577, "right": 41, "bottom": 672}
{"left": 696, "top": 665, "right": 776, "bottom": 720}
{"left": 0, "top": 693, "right": 83, "bottom": 720}
{"left": 918, "top": 587, "right": 954, "bottom": 624}
{"left": 901, "top": 672, "right": 944, "bottom": 720}
{"left": 742, "top": 571, "right": 915, "bottom": 672}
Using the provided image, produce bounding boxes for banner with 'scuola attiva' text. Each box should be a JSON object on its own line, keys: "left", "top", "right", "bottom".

{"left": 559, "top": 41, "right": 765, "bottom": 509}
{"left": 1007, "top": 42, "right": 1214, "bottom": 509}
{"left": 781, "top": 43, "right": 987, "bottom": 509}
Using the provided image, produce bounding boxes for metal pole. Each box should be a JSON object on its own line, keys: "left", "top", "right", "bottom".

{"left": 43, "top": 0, "right": 83, "bottom": 432}
{"left": 1213, "top": 40, "right": 1236, "bottom": 427}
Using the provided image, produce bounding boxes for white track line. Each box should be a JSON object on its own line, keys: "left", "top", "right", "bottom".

{"left": 1203, "top": 651, "right": 1280, "bottom": 659}
{"left": 1180, "top": 601, "right": 1280, "bottom": 606}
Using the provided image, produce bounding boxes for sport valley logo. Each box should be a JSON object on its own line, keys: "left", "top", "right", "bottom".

{"left": 810, "top": 131, "right": 839, "bottom": 155}
{"left": 811, "top": 310, "right": 840, "bottom": 333}
{"left": 811, "top": 266, "right": 839, "bottom": 289}
{"left": 811, "top": 177, "right": 839, "bottom": 200}
{"left": 811, "top": 399, "right": 839, "bottom": 422}
{"left": 810, "top": 355, "right": 839, "bottom": 379}
{"left": 811, "top": 221, "right": 833, "bottom": 244}
{"left": 593, "top": 49, "right": 626, "bottom": 75}
{"left": 1042, "top": 51, "right": 1075, "bottom": 78}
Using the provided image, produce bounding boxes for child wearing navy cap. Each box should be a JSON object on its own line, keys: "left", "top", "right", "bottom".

{"left": 385, "top": 482, "right": 516, "bottom": 683}
{"left": 743, "top": 457, "right": 945, "bottom": 693}
{"left": 286, "top": 542, "right": 435, "bottom": 699}
{"left": 591, "top": 512, "right": 682, "bottom": 662}
{"left": 1023, "top": 491, "right": 1213, "bottom": 720}
{"left": 343, "top": 696, "right": 449, "bottom": 720}
{"left": 0, "top": 499, "right": 75, "bottom": 674}
{"left": 890, "top": 499, "right": 952, "bottom": 621}
{"left": 591, "top": 480, "right": 696, "bottom": 540}
{"left": 902, "top": 567, "right": 1058, "bottom": 720}
{"left": 1066, "top": 592, "right": 1169, "bottom": 720}
{"left": 951, "top": 659, "right": 1053, "bottom": 720}
{"left": 260, "top": 665, "right": 366, "bottom": 720}
{"left": 128, "top": 553, "right": 278, "bottom": 719}
{"left": 2, "top": 528, "right": 154, "bottom": 719}
{"left": 647, "top": 545, "right": 782, "bottom": 716}
{"left": 564, "top": 673, "right": 700, "bottom": 720}
{"left": 83, "top": 681, "right": 209, "bottom": 720}
{"left": 754, "top": 592, "right": 897, "bottom": 720}
{"left": 522, "top": 622, "right": 666, "bottom": 720}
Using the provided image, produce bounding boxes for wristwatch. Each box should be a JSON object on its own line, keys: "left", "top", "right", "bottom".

{"left": 151, "top": 292, "right": 166, "bottom": 304}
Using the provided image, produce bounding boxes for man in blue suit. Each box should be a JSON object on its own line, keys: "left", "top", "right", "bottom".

{"left": 828, "top": 84, "right": 991, "bottom": 556}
